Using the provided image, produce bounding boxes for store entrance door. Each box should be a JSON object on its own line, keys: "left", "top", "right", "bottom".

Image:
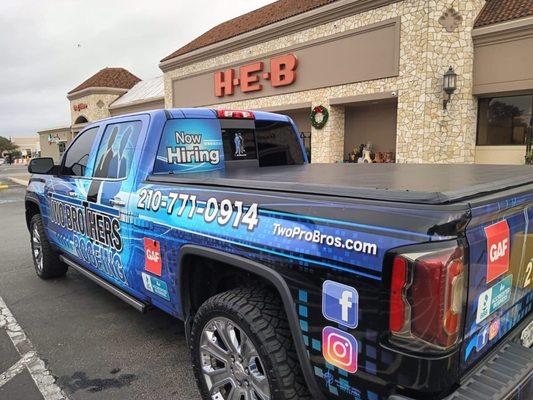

{"left": 344, "top": 99, "right": 397, "bottom": 163}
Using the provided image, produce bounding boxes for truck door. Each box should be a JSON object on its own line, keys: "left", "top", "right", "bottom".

{"left": 83, "top": 116, "right": 149, "bottom": 297}
{"left": 45, "top": 125, "right": 100, "bottom": 256}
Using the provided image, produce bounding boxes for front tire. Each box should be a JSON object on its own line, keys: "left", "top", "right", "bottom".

{"left": 30, "top": 214, "right": 67, "bottom": 279}
{"left": 190, "top": 287, "right": 311, "bottom": 400}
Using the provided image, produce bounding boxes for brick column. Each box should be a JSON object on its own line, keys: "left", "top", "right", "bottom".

{"left": 311, "top": 103, "right": 345, "bottom": 163}
{"left": 395, "top": 0, "right": 485, "bottom": 163}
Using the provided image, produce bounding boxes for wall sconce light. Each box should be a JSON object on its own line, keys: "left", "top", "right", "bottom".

{"left": 443, "top": 66, "right": 457, "bottom": 109}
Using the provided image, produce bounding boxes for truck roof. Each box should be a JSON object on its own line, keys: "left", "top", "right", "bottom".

{"left": 150, "top": 164, "right": 533, "bottom": 205}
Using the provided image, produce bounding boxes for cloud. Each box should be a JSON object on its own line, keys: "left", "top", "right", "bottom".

{"left": 0, "top": 0, "right": 272, "bottom": 137}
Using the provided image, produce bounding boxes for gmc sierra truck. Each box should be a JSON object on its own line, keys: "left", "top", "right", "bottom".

{"left": 25, "top": 108, "right": 532, "bottom": 400}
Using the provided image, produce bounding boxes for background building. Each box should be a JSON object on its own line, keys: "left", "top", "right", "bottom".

{"left": 38, "top": 0, "right": 533, "bottom": 165}
{"left": 159, "top": 0, "right": 533, "bottom": 164}
{"left": 39, "top": 68, "right": 163, "bottom": 160}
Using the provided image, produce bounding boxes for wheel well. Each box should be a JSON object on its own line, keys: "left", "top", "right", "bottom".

{"left": 178, "top": 246, "right": 326, "bottom": 399}
{"left": 25, "top": 200, "right": 40, "bottom": 229}
{"left": 181, "top": 254, "right": 276, "bottom": 316}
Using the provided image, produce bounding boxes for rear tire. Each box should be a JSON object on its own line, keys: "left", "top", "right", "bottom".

{"left": 190, "top": 287, "right": 311, "bottom": 400}
{"left": 29, "top": 214, "right": 68, "bottom": 279}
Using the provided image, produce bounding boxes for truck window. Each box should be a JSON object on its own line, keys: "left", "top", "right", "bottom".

{"left": 61, "top": 127, "right": 99, "bottom": 177}
{"left": 153, "top": 117, "right": 304, "bottom": 175}
{"left": 255, "top": 120, "right": 305, "bottom": 167}
{"left": 220, "top": 119, "right": 257, "bottom": 161}
{"left": 93, "top": 121, "right": 142, "bottom": 179}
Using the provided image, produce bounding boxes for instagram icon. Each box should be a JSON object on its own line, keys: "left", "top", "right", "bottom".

{"left": 322, "top": 326, "right": 358, "bottom": 373}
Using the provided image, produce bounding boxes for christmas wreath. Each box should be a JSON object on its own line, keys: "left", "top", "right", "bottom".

{"left": 310, "top": 105, "right": 329, "bottom": 129}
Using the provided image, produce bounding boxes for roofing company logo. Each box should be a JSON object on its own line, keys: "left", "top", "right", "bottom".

{"left": 144, "top": 238, "right": 162, "bottom": 277}
{"left": 484, "top": 220, "right": 510, "bottom": 283}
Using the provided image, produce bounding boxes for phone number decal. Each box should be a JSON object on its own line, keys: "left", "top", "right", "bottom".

{"left": 136, "top": 189, "right": 259, "bottom": 231}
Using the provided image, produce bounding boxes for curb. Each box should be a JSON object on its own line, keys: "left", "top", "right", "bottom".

{"left": 7, "top": 177, "right": 29, "bottom": 187}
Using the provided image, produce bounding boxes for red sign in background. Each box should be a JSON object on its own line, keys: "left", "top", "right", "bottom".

{"left": 214, "top": 54, "right": 297, "bottom": 97}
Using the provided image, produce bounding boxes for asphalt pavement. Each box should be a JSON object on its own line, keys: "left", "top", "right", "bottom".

{"left": 0, "top": 165, "right": 201, "bottom": 399}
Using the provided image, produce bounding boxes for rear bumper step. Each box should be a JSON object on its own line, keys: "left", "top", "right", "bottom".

{"left": 444, "top": 339, "right": 532, "bottom": 400}
{"left": 389, "top": 316, "right": 533, "bottom": 400}
{"left": 59, "top": 255, "right": 149, "bottom": 313}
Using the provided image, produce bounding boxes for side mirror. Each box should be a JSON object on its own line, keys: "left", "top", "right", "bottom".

{"left": 28, "top": 158, "right": 56, "bottom": 175}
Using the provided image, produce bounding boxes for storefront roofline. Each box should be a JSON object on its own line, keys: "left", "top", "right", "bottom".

{"left": 159, "top": 0, "right": 401, "bottom": 72}
{"left": 108, "top": 96, "right": 164, "bottom": 110}
{"left": 66, "top": 87, "right": 128, "bottom": 101}
{"left": 473, "top": 15, "right": 533, "bottom": 96}
{"left": 330, "top": 91, "right": 398, "bottom": 106}
{"left": 473, "top": 14, "right": 533, "bottom": 45}
{"left": 256, "top": 102, "right": 312, "bottom": 113}
{"left": 37, "top": 126, "right": 71, "bottom": 135}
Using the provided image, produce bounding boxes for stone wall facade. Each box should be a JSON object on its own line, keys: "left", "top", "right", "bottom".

{"left": 163, "top": 0, "right": 486, "bottom": 164}
{"left": 37, "top": 128, "right": 73, "bottom": 161}
{"left": 68, "top": 92, "right": 123, "bottom": 125}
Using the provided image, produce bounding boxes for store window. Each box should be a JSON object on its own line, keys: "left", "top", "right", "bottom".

{"left": 477, "top": 95, "right": 533, "bottom": 146}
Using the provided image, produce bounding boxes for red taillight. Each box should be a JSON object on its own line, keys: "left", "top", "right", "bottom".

{"left": 389, "top": 244, "right": 465, "bottom": 350}
{"left": 216, "top": 109, "right": 255, "bottom": 119}
{"left": 390, "top": 257, "right": 408, "bottom": 332}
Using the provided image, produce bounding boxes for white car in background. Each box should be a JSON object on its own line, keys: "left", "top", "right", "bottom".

{"left": 0, "top": 158, "right": 5, "bottom": 165}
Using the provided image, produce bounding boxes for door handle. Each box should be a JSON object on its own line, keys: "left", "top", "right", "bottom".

{"left": 68, "top": 191, "right": 78, "bottom": 198}
{"left": 109, "top": 197, "right": 126, "bottom": 207}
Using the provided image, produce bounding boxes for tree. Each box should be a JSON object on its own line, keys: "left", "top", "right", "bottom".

{"left": 0, "top": 136, "right": 18, "bottom": 155}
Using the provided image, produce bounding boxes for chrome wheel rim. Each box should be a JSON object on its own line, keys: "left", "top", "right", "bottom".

{"left": 200, "top": 317, "right": 271, "bottom": 400}
{"left": 31, "top": 226, "right": 43, "bottom": 271}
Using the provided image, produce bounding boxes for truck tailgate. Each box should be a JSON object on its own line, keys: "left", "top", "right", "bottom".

{"left": 462, "top": 192, "right": 533, "bottom": 371}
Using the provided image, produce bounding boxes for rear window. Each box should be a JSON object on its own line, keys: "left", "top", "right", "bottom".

{"left": 153, "top": 118, "right": 304, "bottom": 174}
{"left": 256, "top": 120, "right": 305, "bottom": 167}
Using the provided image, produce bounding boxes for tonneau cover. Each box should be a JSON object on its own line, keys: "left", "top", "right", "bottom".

{"left": 149, "top": 164, "right": 533, "bottom": 205}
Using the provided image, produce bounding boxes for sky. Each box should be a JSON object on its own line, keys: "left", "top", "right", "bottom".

{"left": 0, "top": 0, "right": 273, "bottom": 138}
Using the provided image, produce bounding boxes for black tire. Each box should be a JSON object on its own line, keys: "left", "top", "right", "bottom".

{"left": 29, "top": 214, "right": 68, "bottom": 279}
{"left": 190, "top": 287, "right": 311, "bottom": 400}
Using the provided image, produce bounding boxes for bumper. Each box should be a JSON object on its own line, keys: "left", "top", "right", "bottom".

{"left": 390, "top": 316, "right": 533, "bottom": 400}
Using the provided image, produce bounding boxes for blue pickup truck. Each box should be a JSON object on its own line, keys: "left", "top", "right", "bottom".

{"left": 26, "top": 109, "right": 532, "bottom": 400}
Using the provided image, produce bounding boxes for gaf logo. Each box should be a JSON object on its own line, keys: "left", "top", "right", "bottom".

{"left": 484, "top": 220, "right": 510, "bottom": 283}
{"left": 144, "top": 238, "right": 162, "bottom": 277}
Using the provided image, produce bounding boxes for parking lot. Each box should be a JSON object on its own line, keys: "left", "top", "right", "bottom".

{"left": 0, "top": 165, "right": 200, "bottom": 399}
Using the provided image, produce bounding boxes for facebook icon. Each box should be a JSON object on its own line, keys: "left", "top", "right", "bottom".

{"left": 322, "top": 280, "right": 359, "bottom": 328}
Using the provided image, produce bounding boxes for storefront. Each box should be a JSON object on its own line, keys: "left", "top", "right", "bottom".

{"left": 160, "top": 0, "right": 533, "bottom": 164}
{"left": 37, "top": 0, "right": 532, "bottom": 165}
{"left": 38, "top": 69, "right": 163, "bottom": 161}
{"left": 472, "top": 7, "right": 533, "bottom": 164}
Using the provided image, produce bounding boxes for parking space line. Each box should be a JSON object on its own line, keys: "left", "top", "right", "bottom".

{"left": 0, "top": 296, "right": 68, "bottom": 400}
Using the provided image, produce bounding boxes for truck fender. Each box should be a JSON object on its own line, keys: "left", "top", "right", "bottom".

{"left": 178, "top": 244, "right": 326, "bottom": 400}
{"left": 24, "top": 194, "right": 42, "bottom": 229}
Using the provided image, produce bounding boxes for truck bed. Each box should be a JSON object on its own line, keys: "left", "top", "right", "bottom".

{"left": 149, "top": 164, "right": 533, "bottom": 205}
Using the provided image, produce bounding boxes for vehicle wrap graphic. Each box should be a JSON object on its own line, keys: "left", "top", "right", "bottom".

{"left": 47, "top": 193, "right": 127, "bottom": 285}
{"left": 132, "top": 185, "right": 411, "bottom": 279}
{"left": 153, "top": 118, "right": 224, "bottom": 174}
{"left": 27, "top": 110, "right": 532, "bottom": 400}
{"left": 462, "top": 194, "right": 533, "bottom": 369}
